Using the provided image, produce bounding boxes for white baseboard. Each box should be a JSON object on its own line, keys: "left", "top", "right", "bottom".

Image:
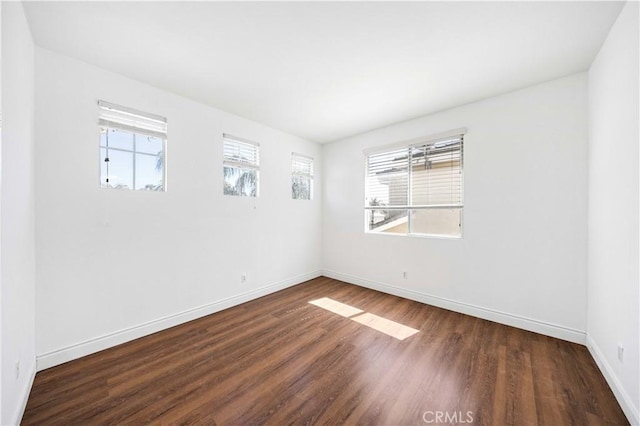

{"left": 11, "top": 359, "right": 36, "bottom": 426}
{"left": 33, "top": 270, "right": 635, "bottom": 425}
{"left": 36, "top": 270, "right": 322, "bottom": 371}
{"left": 322, "top": 270, "right": 586, "bottom": 344}
{"left": 586, "top": 335, "right": 639, "bottom": 425}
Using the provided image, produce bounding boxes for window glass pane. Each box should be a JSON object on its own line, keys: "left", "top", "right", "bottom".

{"left": 292, "top": 176, "right": 312, "bottom": 200}
{"left": 103, "top": 128, "right": 134, "bottom": 151}
{"left": 135, "top": 133, "right": 163, "bottom": 155}
{"left": 410, "top": 208, "right": 461, "bottom": 237}
{"left": 224, "top": 166, "right": 258, "bottom": 197}
{"left": 102, "top": 148, "right": 133, "bottom": 189}
{"left": 367, "top": 209, "right": 408, "bottom": 234}
{"left": 410, "top": 145, "right": 462, "bottom": 206}
{"left": 135, "top": 153, "right": 164, "bottom": 191}
{"left": 366, "top": 149, "right": 408, "bottom": 208}
{"left": 366, "top": 176, "right": 408, "bottom": 208}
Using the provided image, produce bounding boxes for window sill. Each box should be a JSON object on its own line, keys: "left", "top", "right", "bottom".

{"left": 364, "top": 231, "right": 463, "bottom": 240}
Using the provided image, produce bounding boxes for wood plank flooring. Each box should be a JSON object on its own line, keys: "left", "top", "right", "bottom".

{"left": 22, "top": 277, "right": 628, "bottom": 425}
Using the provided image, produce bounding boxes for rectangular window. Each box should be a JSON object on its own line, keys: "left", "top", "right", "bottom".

{"left": 98, "top": 100, "right": 166, "bottom": 191}
{"left": 365, "top": 131, "right": 464, "bottom": 238}
{"left": 291, "top": 153, "right": 314, "bottom": 200}
{"left": 223, "top": 134, "right": 260, "bottom": 197}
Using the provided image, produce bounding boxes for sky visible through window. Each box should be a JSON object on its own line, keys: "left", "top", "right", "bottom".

{"left": 100, "top": 128, "right": 164, "bottom": 190}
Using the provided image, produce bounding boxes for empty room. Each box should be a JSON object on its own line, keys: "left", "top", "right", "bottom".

{"left": 2, "top": 1, "right": 639, "bottom": 424}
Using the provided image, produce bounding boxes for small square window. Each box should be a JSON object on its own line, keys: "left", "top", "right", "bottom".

{"left": 98, "top": 101, "right": 166, "bottom": 191}
{"left": 223, "top": 134, "right": 260, "bottom": 197}
{"left": 291, "top": 153, "right": 313, "bottom": 200}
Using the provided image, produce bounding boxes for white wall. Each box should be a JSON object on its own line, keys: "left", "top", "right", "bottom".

{"left": 34, "top": 48, "right": 322, "bottom": 368}
{"left": 323, "top": 73, "right": 588, "bottom": 343}
{"left": 1, "top": 2, "right": 37, "bottom": 425}
{"left": 587, "top": 2, "right": 639, "bottom": 423}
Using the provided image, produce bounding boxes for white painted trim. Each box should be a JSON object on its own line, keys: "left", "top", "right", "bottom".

{"left": 586, "top": 335, "right": 639, "bottom": 425}
{"left": 12, "top": 359, "right": 36, "bottom": 426}
{"left": 322, "top": 270, "right": 586, "bottom": 344}
{"left": 36, "top": 270, "right": 322, "bottom": 371}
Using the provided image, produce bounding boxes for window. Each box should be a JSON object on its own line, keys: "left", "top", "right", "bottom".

{"left": 98, "top": 100, "right": 166, "bottom": 191}
{"left": 365, "top": 130, "right": 464, "bottom": 238}
{"left": 291, "top": 153, "right": 314, "bottom": 200}
{"left": 223, "top": 134, "right": 259, "bottom": 197}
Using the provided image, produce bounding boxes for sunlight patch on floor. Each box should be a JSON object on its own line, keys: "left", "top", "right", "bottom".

{"left": 351, "top": 312, "right": 419, "bottom": 340}
{"left": 308, "top": 297, "right": 419, "bottom": 340}
{"left": 309, "top": 297, "right": 364, "bottom": 317}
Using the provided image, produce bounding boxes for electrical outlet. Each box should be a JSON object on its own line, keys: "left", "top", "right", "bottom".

{"left": 618, "top": 344, "right": 624, "bottom": 362}
{"left": 240, "top": 273, "right": 247, "bottom": 283}
{"left": 15, "top": 361, "right": 20, "bottom": 379}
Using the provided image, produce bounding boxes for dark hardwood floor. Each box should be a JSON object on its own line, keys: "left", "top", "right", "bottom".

{"left": 22, "top": 277, "right": 628, "bottom": 425}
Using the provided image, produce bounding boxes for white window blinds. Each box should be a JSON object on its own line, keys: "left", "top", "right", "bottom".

{"left": 292, "top": 153, "right": 313, "bottom": 178}
{"left": 365, "top": 147, "right": 409, "bottom": 208}
{"left": 409, "top": 136, "right": 463, "bottom": 208}
{"left": 98, "top": 100, "right": 167, "bottom": 139}
{"left": 223, "top": 134, "right": 260, "bottom": 169}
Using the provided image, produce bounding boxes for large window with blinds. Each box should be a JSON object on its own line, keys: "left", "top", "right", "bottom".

{"left": 223, "top": 134, "right": 260, "bottom": 197}
{"left": 365, "top": 131, "right": 464, "bottom": 238}
{"left": 291, "top": 153, "right": 314, "bottom": 200}
{"left": 98, "top": 100, "right": 167, "bottom": 191}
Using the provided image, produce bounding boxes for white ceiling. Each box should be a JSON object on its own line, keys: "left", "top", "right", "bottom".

{"left": 23, "top": 1, "right": 623, "bottom": 143}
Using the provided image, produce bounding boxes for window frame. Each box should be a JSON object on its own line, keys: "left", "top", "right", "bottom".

{"left": 98, "top": 100, "right": 167, "bottom": 192}
{"left": 364, "top": 128, "right": 466, "bottom": 239}
{"left": 222, "top": 133, "right": 260, "bottom": 197}
{"left": 291, "top": 153, "right": 314, "bottom": 201}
